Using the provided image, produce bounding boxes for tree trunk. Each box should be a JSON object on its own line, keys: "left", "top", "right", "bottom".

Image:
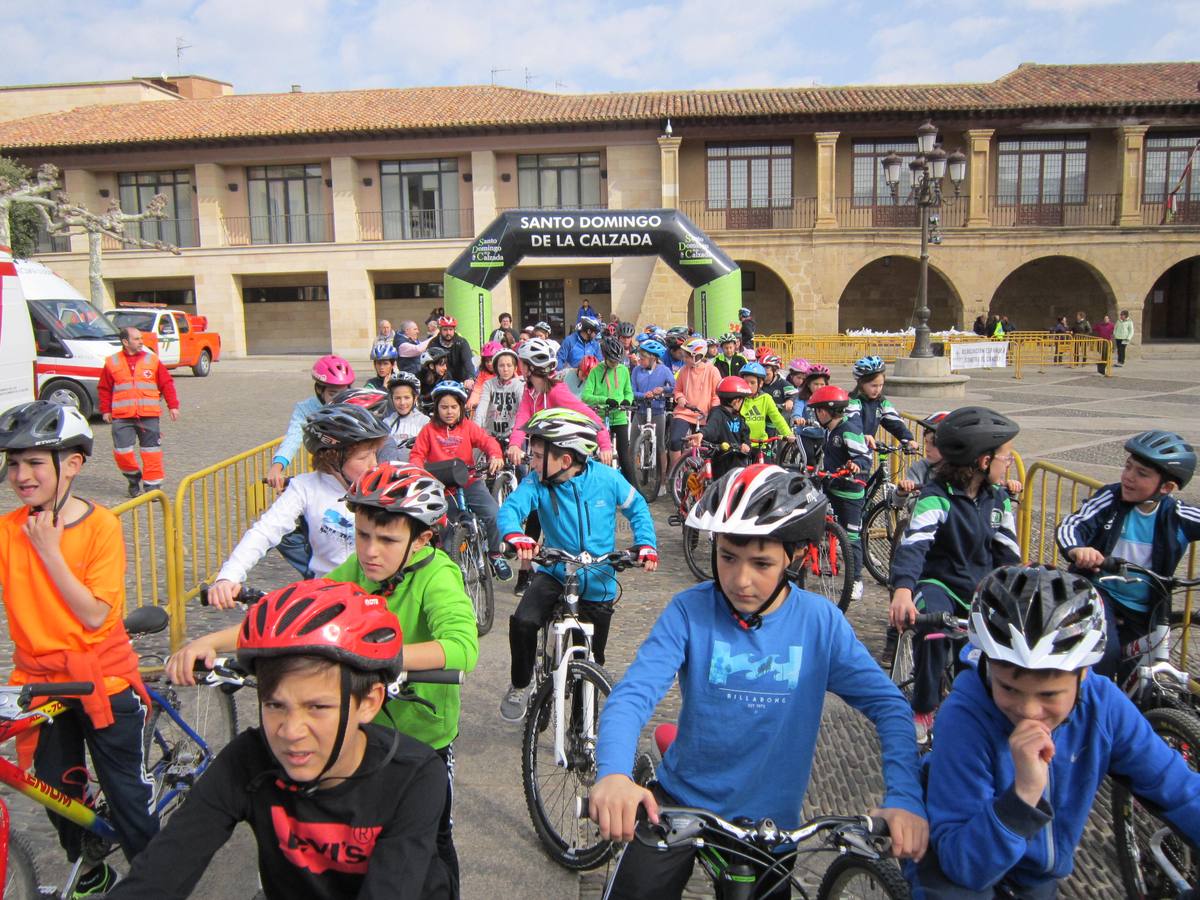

{"left": 88, "top": 230, "right": 104, "bottom": 307}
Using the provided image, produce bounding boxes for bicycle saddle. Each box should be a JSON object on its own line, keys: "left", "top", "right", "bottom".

{"left": 425, "top": 458, "right": 470, "bottom": 489}
{"left": 124, "top": 605, "right": 169, "bottom": 636}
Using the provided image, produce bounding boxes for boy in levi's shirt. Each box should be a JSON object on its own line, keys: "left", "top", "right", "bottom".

{"left": 0, "top": 401, "right": 158, "bottom": 895}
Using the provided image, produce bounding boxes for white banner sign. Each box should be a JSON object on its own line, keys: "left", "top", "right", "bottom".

{"left": 950, "top": 341, "right": 1009, "bottom": 370}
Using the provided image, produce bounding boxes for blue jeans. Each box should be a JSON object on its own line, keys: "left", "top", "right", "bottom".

{"left": 454, "top": 478, "right": 501, "bottom": 553}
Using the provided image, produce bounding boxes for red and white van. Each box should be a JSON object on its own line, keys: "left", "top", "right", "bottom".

{"left": 0, "top": 246, "right": 37, "bottom": 414}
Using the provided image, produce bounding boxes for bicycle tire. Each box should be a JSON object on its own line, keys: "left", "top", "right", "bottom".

{"left": 1169, "top": 607, "right": 1200, "bottom": 689}
{"left": 890, "top": 629, "right": 917, "bottom": 705}
{"left": 631, "top": 429, "right": 661, "bottom": 504}
{"left": 3, "top": 830, "right": 41, "bottom": 900}
{"left": 775, "top": 439, "right": 805, "bottom": 470}
{"left": 491, "top": 470, "right": 518, "bottom": 507}
{"left": 862, "top": 500, "right": 902, "bottom": 587}
{"left": 816, "top": 854, "right": 910, "bottom": 900}
{"left": 142, "top": 682, "right": 238, "bottom": 819}
{"left": 667, "top": 455, "right": 703, "bottom": 509}
{"left": 522, "top": 659, "right": 614, "bottom": 870}
{"left": 445, "top": 523, "right": 495, "bottom": 636}
{"left": 1112, "top": 706, "right": 1200, "bottom": 899}
{"left": 797, "top": 519, "right": 854, "bottom": 612}
{"left": 682, "top": 519, "right": 713, "bottom": 582}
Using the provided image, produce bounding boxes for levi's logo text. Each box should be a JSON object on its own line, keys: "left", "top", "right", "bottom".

{"left": 709, "top": 640, "right": 802, "bottom": 710}
{"left": 271, "top": 806, "right": 381, "bottom": 875}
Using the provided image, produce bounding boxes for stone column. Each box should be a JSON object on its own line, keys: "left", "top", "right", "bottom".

{"left": 193, "top": 163, "right": 227, "bottom": 248}
{"left": 1118, "top": 125, "right": 1149, "bottom": 227}
{"left": 658, "top": 135, "right": 682, "bottom": 209}
{"left": 965, "top": 129, "right": 994, "bottom": 228}
{"left": 326, "top": 265, "right": 376, "bottom": 358}
{"left": 194, "top": 270, "right": 246, "bottom": 357}
{"left": 329, "top": 156, "right": 361, "bottom": 243}
{"left": 61, "top": 169, "right": 99, "bottom": 254}
{"left": 468, "top": 150, "right": 511, "bottom": 319}
{"left": 813, "top": 132, "right": 838, "bottom": 229}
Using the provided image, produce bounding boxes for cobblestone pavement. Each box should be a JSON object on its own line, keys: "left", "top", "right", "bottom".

{"left": 0, "top": 352, "right": 1195, "bottom": 898}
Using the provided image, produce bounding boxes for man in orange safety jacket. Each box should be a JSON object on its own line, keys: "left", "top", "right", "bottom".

{"left": 98, "top": 328, "right": 181, "bottom": 497}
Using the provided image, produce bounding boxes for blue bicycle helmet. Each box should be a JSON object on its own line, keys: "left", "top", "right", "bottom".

{"left": 638, "top": 339, "right": 668, "bottom": 361}
{"left": 738, "top": 307, "right": 752, "bottom": 319}
{"left": 739, "top": 361, "right": 767, "bottom": 379}
{"left": 431, "top": 380, "right": 469, "bottom": 404}
{"left": 1125, "top": 430, "right": 1196, "bottom": 488}
{"left": 853, "top": 355, "right": 886, "bottom": 379}
{"left": 370, "top": 340, "right": 399, "bottom": 361}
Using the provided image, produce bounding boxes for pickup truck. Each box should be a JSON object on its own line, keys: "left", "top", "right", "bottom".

{"left": 104, "top": 306, "right": 221, "bottom": 376}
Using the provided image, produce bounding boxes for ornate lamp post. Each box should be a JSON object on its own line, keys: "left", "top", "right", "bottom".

{"left": 881, "top": 122, "right": 967, "bottom": 358}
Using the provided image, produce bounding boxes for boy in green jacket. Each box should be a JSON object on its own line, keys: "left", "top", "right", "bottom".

{"left": 583, "top": 334, "right": 637, "bottom": 485}
{"left": 738, "top": 361, "right": 795, "bottom": 446}
{"left": 167, "top": 461, "right": 478, "bottom": 898}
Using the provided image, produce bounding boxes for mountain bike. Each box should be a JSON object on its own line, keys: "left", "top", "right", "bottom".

{"left": 1147, "top": 825, "right": 1199, "bottom": 900}
{"left": 858, "top": 446, "right": 918, "bottom": 586}
{"left": 887, "top": 611, "right": 970, "bottom": 752}
{"left": 519, "top": 548, "right": 642, "bottom": 870}
{"left": 797, "top": 466, "right": 859, "bottom": 612}
{"left": 490, "top": 456, "right": 520, "bottom": 507}
{"left": 428, "top": 458, "right": 495, "bottom": 636}
{"left": 631, "top": 400, "right": 663, "bottom": 504}
{"left": 1095, "top": 557, "right": 1200, "bottom": 899}
{"left": 666, "top": 402, "right": 707, "bottom": 508}
{"left": 0, "top": 605, "right": 238, "bottom": 900}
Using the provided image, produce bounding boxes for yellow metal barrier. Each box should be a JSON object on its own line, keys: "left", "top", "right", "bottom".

{"left": 876, "top": 412, "right": 1025, "bottom": 485}
{"left": 1013, "top": 335, "right": 1113, "bottom": 379}
{"left": 111, "top": 489, "right": 183, "bottom": 652}
{"left": 1017, "top": 461, "right": 1104, "bottom": 567}
{"left": 172, "top": 437, "right": 311, "bottom": 603}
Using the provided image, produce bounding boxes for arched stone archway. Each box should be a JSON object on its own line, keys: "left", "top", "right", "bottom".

{"left": 989, "top": 256, "right": 1116, "bottom": 331}
{"left": 1142, "top": 256, "right": 1200, "bottom": 340}
{"left": 837, "top": 256, "right": 962, "bottom": 332}
{"left": 734, "top": 260, "right": 794, "bottom": 334}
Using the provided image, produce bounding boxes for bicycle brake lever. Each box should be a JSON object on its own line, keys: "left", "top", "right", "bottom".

{"left": 835, "top": 824, "right": 887, "bottom": 860}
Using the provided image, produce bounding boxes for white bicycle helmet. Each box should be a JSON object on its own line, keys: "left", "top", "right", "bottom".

{"left": 0, "top": 400, "right": 94, "bottom": 458}
{"left": 518, "top": 338, "right": 559, "bottom": 374}
{"left": 686, "top": 464, "right": 827, "bottom": 544}
{"left": 970, "top": 565, "right": 1106, "bottom": 672}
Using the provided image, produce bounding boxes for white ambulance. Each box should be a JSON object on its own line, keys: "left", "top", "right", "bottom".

{"left": 0, "top": 246, "right": 37, "bottom": 415}
{"left": 18, "top": 259, "right": 123, "bottom": 418}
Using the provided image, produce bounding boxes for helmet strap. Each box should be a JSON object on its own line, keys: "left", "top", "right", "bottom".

{"left": 710, "top": 543, "right": 788, "bottom": 631}
{"left": 49, "top": 449, "right": 73, "bottom": 526}
{"left": 300, "top": 665, "right": 353, "bottom": 796}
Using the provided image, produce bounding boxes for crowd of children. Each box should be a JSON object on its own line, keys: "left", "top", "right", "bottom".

{"left": 1, "top": 313, "right": 1197, "bottom": 900}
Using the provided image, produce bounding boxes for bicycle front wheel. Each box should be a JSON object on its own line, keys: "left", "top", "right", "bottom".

{"left": 445, "top": 523, "right": 495, "bottom": 636}
{"left": 4, "top": 831, "right": 40, "bottom": 900}
{"left": 1112, "top": 706, "right": 1200, "bottom": 899}
{"left": 889, "top": 629, "right": 917, "bottom": 705}
{"left": 682, "top": 517, "right": 713, "bottom": 582}
{"left": 632, "top": 429, "right": 661, "bottom": 504}
{"left": 667, "top": 455, "right": 702, "bottom": 509}
{"left": 492, "top": 470, "right": 518, "bottom": 507}
{"left": 522, "top": 659, "right": 614, "bottom": 870}
{"left": 797, "top": 519, "right": 854, "bottom": 612}
{"left": 862, "top": 500, "right": 902, "bottom": 587}
{"left": 816, "top": 854, "right": 910, "bottom": 900}
{"left": 143, "top": 682, "right": 238, "bottom": 819}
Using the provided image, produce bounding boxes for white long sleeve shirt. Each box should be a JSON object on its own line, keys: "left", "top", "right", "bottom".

{"left": 216, "top": 472, "right": 355, "bottom": 583}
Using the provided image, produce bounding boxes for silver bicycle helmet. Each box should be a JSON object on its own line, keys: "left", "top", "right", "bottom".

{"left": 518, "top": 338, "right": 559, "bottom": 374}
{"left": 686, "top": 464, "right": 827, "bottom": 545}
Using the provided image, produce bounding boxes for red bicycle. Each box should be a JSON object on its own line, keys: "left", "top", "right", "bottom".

{"left": 792, "top": 465, "right": 858, "bottom": 611}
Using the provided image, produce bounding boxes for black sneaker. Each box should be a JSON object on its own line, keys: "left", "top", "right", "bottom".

{"left": 513, "top": 570, "right": 531, "bottom": 596}
{"left": 491, "top": 555, "right": 513, "bottom": 581}
{"left": 126, "top": 478, "right": 143, "bottom": 498}
{"left": 72, "top": 862, "right": 120, "bottom": 897}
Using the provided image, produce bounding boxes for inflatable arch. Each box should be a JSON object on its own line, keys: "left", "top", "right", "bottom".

{"left": 443, "top": 209, "right": 741, "bottom": 348}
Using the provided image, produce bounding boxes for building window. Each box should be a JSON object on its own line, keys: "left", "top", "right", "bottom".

{"left": 246, "top": 164, "right": 328, "bottom": 244}
{"left": 517, "top": 153, "right": 601, "bottom": 209}
{"left": 741, "top": 270, "right": 757, "bottom": 292}
{"left": 579, "top": 278, "right": 611, "bottom": 294}
{"left": 1143, "top": 134, "right": 1200, "bottom": 203}
{"left": 117, "top": 170, "right": 197, "bottom": 247}
{"left": 374, "top": 282, "right": 445, "bottom": 300}
{"left": 706, "top": 143, "right": 792, "bottom": 210}
{"left": 244, "top": 285, "right": 329, "bottom": 303}
{"left": 996, "top": 136, "right": 1088, "bottom": 206}
{"left": 379, "top": 159, "right": 461, "bottom": 239}
{"left": 852, "top": 140, "right": 921, "bottom": 207}
{"left": 115, "top": 289, "right": 195, "bottom": 307}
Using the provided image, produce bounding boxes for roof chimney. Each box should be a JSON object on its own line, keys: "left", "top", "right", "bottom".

{"left": 291, "top": 84, "right": 302, "bottom": 93}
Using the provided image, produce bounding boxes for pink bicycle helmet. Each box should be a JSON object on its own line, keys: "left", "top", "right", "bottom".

{"left": 481, "top": 340, "right": 503, "bottom": 358}
{"left": 312, "top": 355, "right": 355, "bottom": 388}
{"left": 788, "top": 358, "right": 810, "bottom": 375}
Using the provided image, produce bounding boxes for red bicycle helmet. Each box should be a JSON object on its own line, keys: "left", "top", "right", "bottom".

{"left": 576, "top": 355, "right": 600, "bottom": 381}
{"left": 236, "top": 579, "right": 403, "bottom": 678}
{"left": 807, "top": 385, "right": 850, "bottom": 412}
{"left": 312, "top": 355, "right": 355, "bottom": 388}
{"left": 759, "top": 352, "right": 782, "bottom": 369}
{"left": 344, "top": 462, "right": 448, "bottom": 526}
{"left": 437, "top": 315, "right": 457, "bottom": 328}
{"left": 716, "top": 376, "right": 753, "bottom": 402}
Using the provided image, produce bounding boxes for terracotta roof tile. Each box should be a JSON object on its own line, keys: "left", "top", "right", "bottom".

{"left": 1, "top": 62, "right": 1197, "bottom": 151}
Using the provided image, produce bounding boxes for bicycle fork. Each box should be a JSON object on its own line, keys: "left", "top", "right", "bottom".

{"left": 551, "top": 620, "right": 595, "bottom": 768}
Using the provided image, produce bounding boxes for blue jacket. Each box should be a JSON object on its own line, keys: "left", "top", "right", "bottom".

{"left": 596, "top": 582, "right": 924, "bottom": 829}
{"left": 557, "top": 333, "right": 601, "bottom": 369}
{"left": 917, "top": 668, "right": 1200, "bottom": 895}
{"left": 890, "top": 480, "right": 1020, "bottom": 605}
{"left": 630, "top": 363, "right": 675, "bottom": 416}
{"left": 847, "top": 395, "right": 914, "bottom": 444}
{"left": 273, "top": 396, "right": 322, "bottom": 467}
{"left": 496, "top": 460, "right": 656, "bottom": 603}
{"left": 1056, "top": 483, "right": 1200, "bottom": 588}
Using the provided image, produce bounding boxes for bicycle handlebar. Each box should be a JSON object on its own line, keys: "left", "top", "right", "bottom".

{"left": 912, "top": 612, "right": 969, "bottom": 630}
{"left": 199, "top": 584, "right": 268, "bottom": 607}
{"left": 1099, "top": 557, "right": 1200, "bottom": 590}
{"left": 529, "top": 547, "right": 638, "bottom": 571}
{"left": 195, "top": 657, "right": 464, "bottom": 689}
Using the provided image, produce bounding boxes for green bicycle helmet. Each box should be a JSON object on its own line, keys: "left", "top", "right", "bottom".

{"left": 524, "top": 408, "right": 600, "bottom": 459}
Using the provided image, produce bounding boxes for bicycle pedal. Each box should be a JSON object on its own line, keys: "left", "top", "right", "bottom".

{"left": 667, "top": 514, "right": 682, "bottom": 527}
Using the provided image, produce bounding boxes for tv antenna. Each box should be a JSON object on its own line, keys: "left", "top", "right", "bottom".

{"left": 490, "top": 67, "right": 509, "bottom": 86}
{"left": 175, "top": 36, "right": 192, "bottom": 70}
{"left": 555, "top": 80, "right": 568, "bottom": 92}
{"left": 524, "top": 67, "right": 537, "bottom": 89}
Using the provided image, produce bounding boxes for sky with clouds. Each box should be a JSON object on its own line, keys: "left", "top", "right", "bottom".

{"left": 2, "top": 0, "right": 1194, "bottom": 96}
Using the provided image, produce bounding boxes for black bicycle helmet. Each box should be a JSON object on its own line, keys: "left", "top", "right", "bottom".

{"left": 618, "top": 321, "right": 636, "bottom": 338}
{"left": 387, "top": 371, "right": 421, "bottom": 393}
{"left": 970, "top": 565, "right": 1106, "bottom": 671}
{"left": 303, "top": 404, "right": 390, "bottom": 454}
{"left": 935, "top": 406, "right": 1019, "bottom": 466}
{"left": 599, "top": 335, "right": 624, "bottom": 363}
{"left": 0, "top": 400, "right": 93, "bottom": 457}
{"left": 1124, "top": 430, "right": 1196, "bottom": 488}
